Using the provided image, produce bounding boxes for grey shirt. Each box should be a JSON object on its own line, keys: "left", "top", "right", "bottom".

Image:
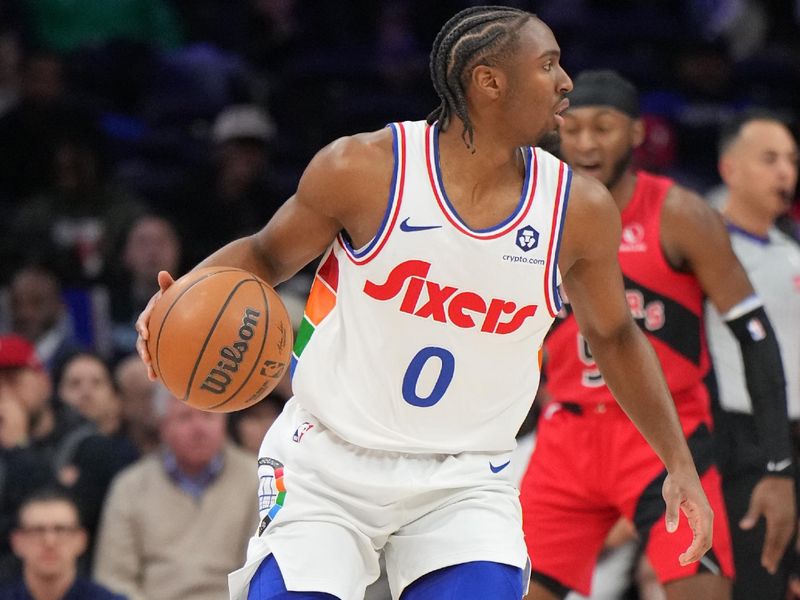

{"left": 705, "top": 225, "right": 800, "bottom": 418}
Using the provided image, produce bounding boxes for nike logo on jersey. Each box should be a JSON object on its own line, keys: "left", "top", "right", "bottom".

{"left": 766, "top": 458, "right": 793, "bottom": 473}
{"left": 489, "top": 460, "right": 511, "bottom": 473}
{"left": 399, "top": 218, "right": 442, "bottom": 232}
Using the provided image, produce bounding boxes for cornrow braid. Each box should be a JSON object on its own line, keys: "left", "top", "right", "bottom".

{"left": 427, "top": 5, "right": 534, "bottom": 149}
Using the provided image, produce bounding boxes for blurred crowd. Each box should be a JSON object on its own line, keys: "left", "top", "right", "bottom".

{"left": 0, "top": 0, "right": 798, "bottom": 599}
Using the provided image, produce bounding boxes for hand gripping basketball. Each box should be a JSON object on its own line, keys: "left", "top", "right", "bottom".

{"left": 136, "top": 268, "right": 293, "bottom": 412}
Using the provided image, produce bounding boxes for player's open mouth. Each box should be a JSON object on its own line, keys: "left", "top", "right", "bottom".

{"left": 573, "top": 162, "right": 603, "bottom": 178}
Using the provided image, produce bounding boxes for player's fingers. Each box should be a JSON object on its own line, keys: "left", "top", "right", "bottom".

{"left": 679, "top": 504, "right": 713, "bottom": 565}
{"left": 788, "top": 576, "right": 800, "bottom": 598}
{"left": 664, "top": 494, "right": 680, "bottom": 533}
{"left": 135, "top": 295, "right": 155, "bottom": 342}
{"left": 135, "top": 334, "right": 158, "bottom": 381}
{"left": 678, "top": 531, "right": 707, "bottom": 566}
{"left": 761, "top": 515, "right": 794, "bottom": 575}
{"left": 157, "top": 270, "right": 175, "bottom": 292}
{"left": 739, "top": 499, "right": 761, "bottom": 531}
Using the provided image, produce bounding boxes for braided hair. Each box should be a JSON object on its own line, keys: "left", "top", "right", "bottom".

{"left": 427, "top": 6, "right": 535, "bottom": 149}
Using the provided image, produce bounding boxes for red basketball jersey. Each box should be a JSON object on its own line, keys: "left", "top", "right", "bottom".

{"left": 544, "top": 171, "right": 709, "bottom": 405}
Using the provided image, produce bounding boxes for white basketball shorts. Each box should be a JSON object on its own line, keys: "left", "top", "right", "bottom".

{"left": 228, "top": 397, "right": 528, "bottom": 600}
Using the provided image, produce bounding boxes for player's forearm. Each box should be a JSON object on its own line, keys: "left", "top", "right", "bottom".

{"left": 195, "top": 236, "right": 285, "bottom": 287}
{"left": 726, "top": 305, "right": 794, "bottom": 473}
{"left": 590, "top": 323, "right": 695, "bottom": 472}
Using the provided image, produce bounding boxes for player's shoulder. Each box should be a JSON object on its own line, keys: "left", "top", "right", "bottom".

{"left": 558, "top": 170, "right": 621, "bottom": 269}
{"left": 662, "top": 181, "right": 725, "bottom": 234}
{"left": 297, "top": 127, "right": 395, "bottom": 207}
{"left": 307, "top": 128, "right": 394, "bottom": 180}
{"left": 565, "top": 169, "right": 618, "bottom": 222}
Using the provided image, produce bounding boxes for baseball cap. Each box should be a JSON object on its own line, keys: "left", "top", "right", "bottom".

{"left": 0, "top": 335, "right": 43, "bottom": 371}
{"left": 211, "top": 104, "right": 275, "bottom": 144}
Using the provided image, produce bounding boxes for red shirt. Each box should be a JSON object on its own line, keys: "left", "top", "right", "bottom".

{"left": 544, "top": 171, "right": 709, "bottom": 406}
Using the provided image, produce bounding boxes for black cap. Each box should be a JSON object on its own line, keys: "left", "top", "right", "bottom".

{"left": 568, "top": 69, "right": 640, "bottom": 118}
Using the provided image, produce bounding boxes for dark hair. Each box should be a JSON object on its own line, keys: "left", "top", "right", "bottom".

{"left": 55, "top": 350, "right": 116, "bottom": 393}
{"left": 718, "top": 108, "right": 793, "bottom": 157}
{"left": 427, "top": 6, "right": 535, "bottom": 149}
{"left": 16, "top": 487, "right": 82, "bottom": 528}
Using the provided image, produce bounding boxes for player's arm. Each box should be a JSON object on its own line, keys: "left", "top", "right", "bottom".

{"left": 136, "top": 129, "right": 395, "bottom": 377}
{"left": 558, "top": 174, "right": 712, "bottom": 565}
{"left": 662, "top": 187, "right": 795, "bottom": 573}
{"left": 196, "top": 129, "right": 395, "bottom": 286}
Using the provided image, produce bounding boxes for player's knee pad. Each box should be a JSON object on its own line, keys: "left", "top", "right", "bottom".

{"left": 248, "top": 555, "right": 339, "bottom": 600}
{"left": 401, "top": 561, "right": 524, "bottom": 600}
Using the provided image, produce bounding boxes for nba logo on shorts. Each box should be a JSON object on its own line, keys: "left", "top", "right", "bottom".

{"left": 516, "top": 226, "right": 539, "bottom": 252}
{"left": 292, "top": 422, "right": 314, "bottom": 443}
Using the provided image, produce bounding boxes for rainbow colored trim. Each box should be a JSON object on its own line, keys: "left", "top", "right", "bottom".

{"left": 291, "top": 249, "right": 339, "bottom": 376}
{"left": 267, "top": 466, "right": 286, "bottom": 521}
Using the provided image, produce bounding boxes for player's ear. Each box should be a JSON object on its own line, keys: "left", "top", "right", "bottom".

{"left": 631, "top": 118, "right": 646, "bottom": 149}
{"left": 470, "top": 64, "right": 503, "bottom": 100}
{"left": 718, "top": 154, "right": 734, "bottom": 185}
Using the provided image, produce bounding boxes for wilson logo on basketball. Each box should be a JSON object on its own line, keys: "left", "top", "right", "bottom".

{"left": 200, "top": 307, "right": 261, "bottom": 394}
{"left": 363, "top": 260, "right": 538, "bottom": 334}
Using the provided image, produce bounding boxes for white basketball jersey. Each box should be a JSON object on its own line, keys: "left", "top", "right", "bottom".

{"left": 290, "top": 120, "right": 572, "bottom": 453}
{"left": 706, "top": 226, "right": 800, "bottom": 418}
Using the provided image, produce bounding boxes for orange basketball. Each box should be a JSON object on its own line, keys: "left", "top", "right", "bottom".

{"left": 147, "top": 267, "right": 293, "bottom": 412}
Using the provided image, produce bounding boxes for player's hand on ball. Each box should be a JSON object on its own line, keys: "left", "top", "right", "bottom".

{"left": 662, "top": 469, "right": 713, "bottom": 566}
{"left": 135, "top": 270, "right": 175, "bottom": 381}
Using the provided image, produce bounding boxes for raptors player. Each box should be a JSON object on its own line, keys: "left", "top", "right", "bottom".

{"left": 521, "top": 70, "right": 794, "bottom": 600}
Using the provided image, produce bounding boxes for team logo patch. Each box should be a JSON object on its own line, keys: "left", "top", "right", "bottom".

{"left": 515, "top": 225, "right": 539, "bottom": 252}
{"left": 620, "top": 223, "right": 646, "bottom": 252}
{"left": 292, "top": 422, "right": 314, "bottom": 443}
{"left": 257, "top": 457, "right": 286, "bottom": 535}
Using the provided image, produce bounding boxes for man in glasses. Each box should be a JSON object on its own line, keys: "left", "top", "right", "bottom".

{"left": 1, "top": 488, "right": 124, "bottom": 600}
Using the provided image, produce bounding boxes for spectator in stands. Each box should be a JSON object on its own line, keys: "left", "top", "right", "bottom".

{"left": 5, "top": 265, "right": 82, "bottom": 372}
{"left": 0, "top": 339, "right": 54, "bottom": 585}
{"left": 0, "top": 337, "right": 134, "bottom": 569}
{"left": 1, "top": 488, "right": 125, "bottom": 599}
{"left": 0, "top": 50, "right": 94, "bottom": 204}
{"left": 0, "top": 336, "right": 92, "bottom": 479}
{"left": 54, "top": 352, "right": 138, "bottom": 566}
{"left": 104, "top": 215, "right": 182, "bottom": 361}
{"left": 57, "top": 353, "right": 132, "bottom": 442}
{"left": 166, "top": 103, "right": 282, "bottom": 263}
{"left": 94, "top": 384, "right": 257, "bottom": 600}
{"left": 113, "top": 355, "right": 159, "bottom": 456}
{"left": 10, "top": 133, "right": 146, "bottom": 283}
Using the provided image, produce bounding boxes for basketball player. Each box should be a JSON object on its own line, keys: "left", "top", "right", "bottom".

{"left": 705, "top": 111, "right": 800, "bottom": 600}
{"left": 520, "top": 70, "right": 795, "bottom": 600}
{"left": 136, "top": 9, "right": 713, "bottom": 600}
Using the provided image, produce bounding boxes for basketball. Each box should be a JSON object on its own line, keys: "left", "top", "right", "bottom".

{"left": 147, "top": 267, "right": 293, "bottom": 413}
